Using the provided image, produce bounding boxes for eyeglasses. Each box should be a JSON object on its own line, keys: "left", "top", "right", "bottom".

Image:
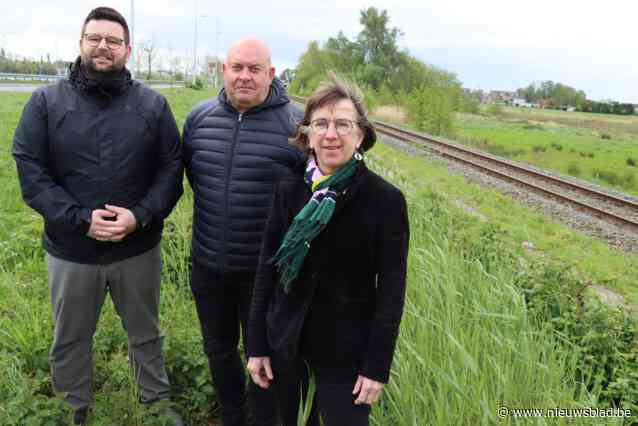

{"left": 83, "top": 33, "right": 125, "bottom": 50}
{"left": 309, "top": 118, "right": 358, "bottom": 136}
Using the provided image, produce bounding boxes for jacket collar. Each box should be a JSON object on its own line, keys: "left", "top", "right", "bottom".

{"left": 297, "top": 159, "right": 369, "bottom": 217}
{"left": 333, "top": 160, "right": 368, "bottom": 217}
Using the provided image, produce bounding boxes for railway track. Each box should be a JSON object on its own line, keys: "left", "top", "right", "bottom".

{"left": 290, "top": 95, "right": 638, "bottom": 232}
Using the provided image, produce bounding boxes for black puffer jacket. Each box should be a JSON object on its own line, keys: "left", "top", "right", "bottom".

{"left": 183, "top": 79, "right": 304, "bottom": 274}
{"left": 12, "top": 63, "right": 183, "bottom": 264}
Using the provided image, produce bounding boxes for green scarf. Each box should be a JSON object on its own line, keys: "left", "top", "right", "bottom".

{"left": 272, "top": 156, "right": 360, "bottom": 293}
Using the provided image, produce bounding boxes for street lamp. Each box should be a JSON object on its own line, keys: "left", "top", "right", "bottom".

{"left": 130, "top": 0, "right": 136, "bottom": 78}
{"left": 192, "top": 0, "right": 207, "bottom": 84}
{"left": 213, "top": 20, "right": 222, "bottom": 88}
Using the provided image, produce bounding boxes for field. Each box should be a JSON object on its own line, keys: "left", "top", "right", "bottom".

{"left": 1, "top": 88, "right": 638, "bottom": 424}
{"left": 376, "top": 105, "right": 638, "bottom": 196}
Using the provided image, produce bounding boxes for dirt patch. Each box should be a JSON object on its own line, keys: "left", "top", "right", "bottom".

{"left": 588, "top": 284, "right": 638, "bottom": 313}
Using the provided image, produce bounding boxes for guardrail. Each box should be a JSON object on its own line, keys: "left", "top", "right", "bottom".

{"left": 0, "top": 72, "right": 64, "bottom": 81}
{"left": 0, "top": 72, "right": 187, "bottom": 87}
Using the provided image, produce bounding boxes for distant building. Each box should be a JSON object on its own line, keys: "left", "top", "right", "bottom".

{"left": 508, "top": 97, "right": 538, "bottom": 108}
{"left": 487, "top": 90, "right": 515, "bottom": 103}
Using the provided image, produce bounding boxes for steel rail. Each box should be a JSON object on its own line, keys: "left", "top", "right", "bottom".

{"left": 289, "top": 94, "right": 638, "bottom": 230}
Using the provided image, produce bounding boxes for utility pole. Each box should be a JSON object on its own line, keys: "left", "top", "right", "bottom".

{"left": 192, "top": 0, "right": 198, "bottom": 84}
{"left": 130, "top": 0, "right": 136, "bottom": 78}
{"left": 214, "top": 20, "right": 222, "bottom": 88}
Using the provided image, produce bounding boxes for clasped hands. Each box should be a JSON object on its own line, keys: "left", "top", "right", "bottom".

{"left": 86, "top": 204, "right": 137, "bottom": 242}
{"left": 247, "top": 356, "right": 384, "bottom": 405}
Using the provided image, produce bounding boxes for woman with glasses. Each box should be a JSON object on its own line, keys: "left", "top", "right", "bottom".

{"left": 246, "top": 73, "right": 410, "bottom": 425}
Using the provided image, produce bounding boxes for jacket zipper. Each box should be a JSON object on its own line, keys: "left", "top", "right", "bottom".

{"left": 222, "top": 112, "right": 243, "bottom": 273}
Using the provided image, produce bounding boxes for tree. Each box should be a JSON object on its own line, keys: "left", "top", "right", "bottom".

{"left": 356, "top": 7, "right": 403, "bottom": 89}
{"left": 139, "top": 41, "right": 158, "bottom": 80}
{"left": 407, "top": 86, "right": 453, "bottom": 136}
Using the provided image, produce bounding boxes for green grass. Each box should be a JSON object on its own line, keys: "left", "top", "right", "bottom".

{"left": 1, "top": 88, "right": 636, "bottom": 424}
{"left": 453, "top": 108, "right": 638, "bottom": 195}
{"left": 369, "top": 141, "right": 638, "bottom": 305}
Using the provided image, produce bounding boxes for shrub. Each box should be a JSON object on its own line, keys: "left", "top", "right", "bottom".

{"left": 517, "top": 263, "right": 638, "bottom": 414}
{"left": 550, "top": 142, "right": 563, "bottom": 151}
{"left": 622, "top": 172, "right": 636, "bottom": 190}
{"left": 600, "top": 133, "right": 612, "bottom": 140}
{"left": 523, "top": 123, "right": 544, "bottom": 131}
{"left": 627, "top": 157, "right": 637, "bottom": 167}
{"left": 186, "top": 78, "right": 205, "bottom": 90}
{"left": 406, "top": 86, "right": 454, "bottom": 136}
{"left": 567, "top": 162, "right": 581, "bottom": 177}
{"left": 486, "top": 103, "right": 503, "bottom": 115}
{"left": 594, "top": 169, "right": 620, "bottom": 186}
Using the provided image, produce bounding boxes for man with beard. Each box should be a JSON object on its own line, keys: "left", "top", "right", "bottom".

{"left": 183, "top": 38, "right": 303, "bottom": 425}
{"left": 12, "top": 7, "right": 183, "bottom": 425}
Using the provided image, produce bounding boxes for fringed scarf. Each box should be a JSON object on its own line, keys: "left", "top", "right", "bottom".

{"left": 272, "top": 156, "right": 360, "bottom": 293}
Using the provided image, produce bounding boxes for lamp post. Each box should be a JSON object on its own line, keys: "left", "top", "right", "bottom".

{"left": 192, "top": 0, "right": 197, "bottom": 84}
{"left": 192, "top": 5, "right": 208, "bottom": 85}
{"left": 213, "top": 20, "right": 222, "bottom": 88}
{"left": 130, "top": 0, "right": 135, "bottom": 78}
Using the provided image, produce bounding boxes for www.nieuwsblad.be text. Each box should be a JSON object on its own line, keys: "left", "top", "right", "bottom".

{"left": 497, "top": 406, "right": 632, "bottom": 419}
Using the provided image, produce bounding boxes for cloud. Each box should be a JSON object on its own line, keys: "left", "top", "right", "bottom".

{"left": 2, "top": 0, "right": 637, "bottom": 102}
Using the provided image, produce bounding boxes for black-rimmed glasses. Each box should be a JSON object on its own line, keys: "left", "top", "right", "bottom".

{"left": 83, "top": 33, "right": 125, "bottom": 50}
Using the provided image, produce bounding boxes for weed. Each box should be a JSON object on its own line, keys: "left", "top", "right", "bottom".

{"left": 622, "top": 172, "right": 636, "bottom": 190}
{"left": 627, "top": 157, "right": 637, "bottom": 167}
{"left": 567, "top": 163, "right": 581, "bottom": 177}
{"left": 523, "top": 123, "right": 544, "bottom": 131}
{"left": 594, "top": 169, "right": 620, "bottom": 186}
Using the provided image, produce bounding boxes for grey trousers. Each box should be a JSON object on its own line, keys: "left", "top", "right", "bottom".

{"left": 47, "top": 245, "right": 170, "bottom": 409}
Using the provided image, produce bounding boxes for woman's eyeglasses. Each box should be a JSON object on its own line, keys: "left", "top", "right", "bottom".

{"left": 309, "top": 118, "right": 358, "bottom": 136}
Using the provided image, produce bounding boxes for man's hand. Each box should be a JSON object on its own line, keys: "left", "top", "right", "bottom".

{"left": 104, "top": 204, "right": 137, "bottom": 241}
{"left": 353, "top": 375, "right": 384, "bottom": 405}
{"left": 247, "top": 357, "right": 274, "bottom": 389}
{"left": 86, "top": 209, "right": 126, "bottom": 241}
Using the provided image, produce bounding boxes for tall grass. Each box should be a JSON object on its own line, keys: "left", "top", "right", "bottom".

{"left": 0, "top": 88, "right": 632, "bottom": 424}
{"left": 365, "top": 153, "right": 626, "bottom": 425}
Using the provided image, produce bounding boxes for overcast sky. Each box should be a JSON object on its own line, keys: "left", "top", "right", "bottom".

{"left": 1, "top": 0, "right": 636, "bottom": 103}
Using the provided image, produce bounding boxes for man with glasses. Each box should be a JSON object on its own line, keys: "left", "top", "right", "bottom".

{"left": 183, "top": 38, "right": 303, "bottom": 426}
{"left": 12, "top": 7, "right": 183, "bottom": 425}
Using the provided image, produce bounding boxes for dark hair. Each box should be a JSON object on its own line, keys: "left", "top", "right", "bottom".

{"left": 290, "top": 72, "right": 376, "bottom": 154}
{"left": 81, "top": 7, "right": 130, "bottom": 45}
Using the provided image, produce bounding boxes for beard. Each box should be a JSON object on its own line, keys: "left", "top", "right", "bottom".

{"left": 80, "top": 49, "right": 127, "bottom": 79}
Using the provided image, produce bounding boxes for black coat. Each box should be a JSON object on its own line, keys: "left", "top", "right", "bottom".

{"left": 183, "top": 78, "right": 304, "bottom": 274}
{"left": 12, "top": 77, "right": 183, "bottom": 264}
{"left": 247, "top": 162, "right": 409, "bottom": 383}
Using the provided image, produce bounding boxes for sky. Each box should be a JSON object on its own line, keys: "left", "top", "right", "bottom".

{"left": 1, "top": 0, "right": 637, "bottom": 103}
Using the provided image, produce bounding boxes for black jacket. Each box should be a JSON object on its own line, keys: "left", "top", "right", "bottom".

{"left": 183, "top": 79, "right": 304, "bottom": 274}
{"left": 247, "top": 162, "right": 410, "bottom": 383}
{"left": 12, "top": 73, "right": 183, "bottom": 264}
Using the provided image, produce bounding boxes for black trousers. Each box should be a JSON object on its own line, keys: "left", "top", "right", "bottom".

{"left": 272, "top": 355, "right": 370, "bottom": 426}
{"left": 190, "top": 262, "right": 277, "bottom": 426}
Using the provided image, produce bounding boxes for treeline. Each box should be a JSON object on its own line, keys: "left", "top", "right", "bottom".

{"left": 290, "top": 7, "right": 474, "bottom": 135}
{"left": 516, "top": 81, "right": 587, "bottom": 109}
{"left": 516, "top": 80, "right": 636, "bottom": 115}
{"left": 580, "top": 101, "right": 635, "bottom": 115}
{"left": 0, "top": 49, "right": 63, "bottom": 75}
